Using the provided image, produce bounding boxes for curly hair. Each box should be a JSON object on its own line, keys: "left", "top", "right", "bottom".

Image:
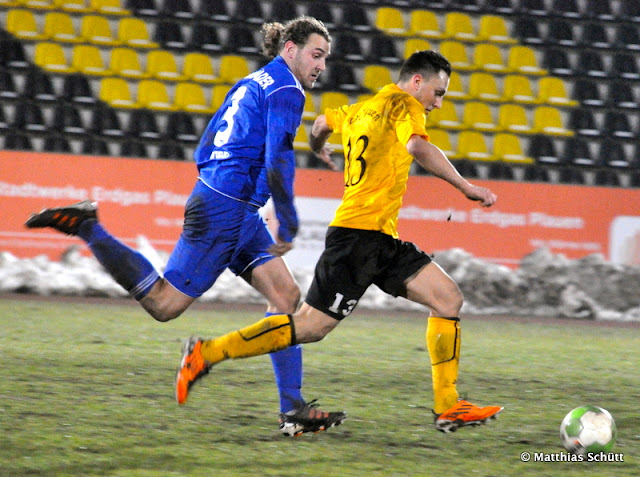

{"left": 261, "top": 16, "right": 331, "bottom": 58}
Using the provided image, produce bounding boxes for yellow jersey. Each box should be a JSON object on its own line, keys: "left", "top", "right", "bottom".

{"left": 325, "top": 83, "right": 429, "bottom": 238}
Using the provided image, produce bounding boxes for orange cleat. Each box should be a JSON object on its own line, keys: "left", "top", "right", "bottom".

{"left": 176, "top": 337, "right": 210, "bottom": 405}
{"left": 434, "top": 400, "right": 503, "bottom": 433}
{"left": 25, "top": 200, "right": 98, "bottom": 235}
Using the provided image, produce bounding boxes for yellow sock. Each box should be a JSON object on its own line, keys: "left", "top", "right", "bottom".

{"left": 200, "top": 314, "right": 295, "bottom": 364}
{"left": 427, "top": 316, "right": 461, "bottom": 414}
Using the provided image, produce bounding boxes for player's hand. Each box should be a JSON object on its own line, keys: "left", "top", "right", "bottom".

{"left": 268, "top": 238, "right": 294, "bottom": 256}
{"left": 313, "top": 146, "right": 339, "bottom": 171}
{"left": 463, "top": 184, "right": 497, "bottom": 207}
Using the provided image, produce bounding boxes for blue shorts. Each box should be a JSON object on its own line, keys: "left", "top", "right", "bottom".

{"left": 164, "top": 180, "right": 275, "bottom": 298}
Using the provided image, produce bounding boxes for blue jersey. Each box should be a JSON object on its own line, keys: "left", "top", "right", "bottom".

{"left": 194, "top": 56, "right": 305, "bottom": 243}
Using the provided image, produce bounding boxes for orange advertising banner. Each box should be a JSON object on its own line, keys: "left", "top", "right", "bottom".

{"left": 2, "top": 152, "right": 640, "bottom": 267}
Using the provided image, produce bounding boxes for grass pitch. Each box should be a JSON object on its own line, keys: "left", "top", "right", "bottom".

{"left": 0, "top": 296, "right": 638, "bottom": 476}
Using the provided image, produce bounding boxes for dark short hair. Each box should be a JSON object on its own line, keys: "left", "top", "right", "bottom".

{"left": 398, "top": 50, "right": 452, "bottom": 81}
{"left": 261, "top": 16, "right": 331, "bottom": 58}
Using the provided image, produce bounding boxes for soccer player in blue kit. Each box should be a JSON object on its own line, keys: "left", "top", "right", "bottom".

{"left": 26, "top": 16, "right": 346, "bottom": 436}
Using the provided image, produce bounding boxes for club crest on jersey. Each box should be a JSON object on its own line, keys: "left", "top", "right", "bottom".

{"left": 248, "top": 70, "right": 275, "bottom": 90}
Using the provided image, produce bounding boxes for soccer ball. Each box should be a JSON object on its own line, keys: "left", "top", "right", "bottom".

{"left": 560, "top": 405, "right": 617, "bottom": 455}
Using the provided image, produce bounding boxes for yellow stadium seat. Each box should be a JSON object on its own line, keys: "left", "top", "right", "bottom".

{"left": 99, "top": 77, "right": 140, "bottom": 108}
{"left": 462, "top": 101, "right": 499, "bottom": 132}
{"left": 319, "top": 91, "right": 349, "bottom": 113}
{"left": 217, "top": 55, "right": 250, "bottom": 84}
{"left": 532, "top": 106, "right": 573, "bottom": 136}
{"left": 43, "top": 12, "right": 81, "bottom": 43}
{"left": 408, "top": 10, "right": 443, "bottom": 39}
{"left": 183, "top": 52, "right": 218, "bottom": 84}
{"left": 502, "top": 74, "right": 538, "bottom": 104}
{"left": 137, "top": 79, "right": 175, "bottom": 111}
{"left": 72, "top": 44, "right": 112, "bottom": 76}
{"left": 117, "top": 17, "right": 159, "bottom": 48}
{"left": 6, "top": 9, "right": 46, "bottom": 40}
{"left": 53, "top": 0, "right": 91, "bottom": 13}
{"left": 0, "top": 0, "right": 20, "bottom": 7}
{"left": 302, "top": 93, "right": 317, "bottom": 121}
{"left": 457, "top": 130, "right": 496, "bottom": 161}
{"left": 19, "top": 0, "right": 54, "bottom": 10}
{"left": 146, "top": 50, "right": 186, "bottom": 81}
{"left": 80, "top": 15, "right": 120, "bottom": 46}
{"left": 497, "top": 104, "right": 533, "bottom": 134}
{"left": 174, "top": 82, "right": 214, "bottom": 114}
{"left": 110, "top": 47, "right": 148, "bottom": 79}
{"left": 34, "top": 42, "right": 76, "bottom": 73}
{"left": 294, "top": 124, "right": 311, "bottom": 151}
{"left": 439, "top": 41, "right": 474, "bottom": 71}
{"left": 477, "top": 15, "right": 517, "bottom": 44}
{"left": 327, "top": 130, "right": 344, "bottom": 154}
{"left": 493, "top": 133, "right": 534, "bottom": 164}
{"left": 472, "top": 43, "right": 510, "bottom": 73}
{"left": 210, "top": 84, "right": 232, "bottom": 111}
{"left": 507, "top": 46, "right": 547, "bottom": 75}
{"left": 90, "top": 0, "right": 129, "bottom": 15}
{"left": 426, "top": 101, "right": 463, "bottom": 130}
{"left": 357, "top": 93, "right": 374, "bottom": 103}
{"left": 445, "top": 72, "right": 469, "bottom": 101}
{"left": 375, "top": 7, "right": 408, "bottom": 36}
{"left": 536, "top": 77, "right": 578, "bottom": 106}
{"left": 404, "top": 38, "right": 431, "bottom": 59}
{"left": 468, "top": 72, "right": 503, "bottom": 102}
{"left": 427, "top": 129, "right": 460, "bottom": 159}
{"left": 362, "top": 65, "right": 393, "bottom": 93}
{"left": 444, "top": 12, "right": 478, "bottom": 42}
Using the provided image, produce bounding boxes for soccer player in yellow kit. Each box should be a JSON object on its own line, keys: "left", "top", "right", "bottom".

{"left": 176, "top": 50, "right": 503, "bottom": 433}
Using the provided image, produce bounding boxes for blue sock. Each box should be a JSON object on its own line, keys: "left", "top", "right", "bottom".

{"left": 77, "top": 219, "right": 160, "bottom": 300}
{"left": 268, "top": 312, "right": 305, "bottom": 413}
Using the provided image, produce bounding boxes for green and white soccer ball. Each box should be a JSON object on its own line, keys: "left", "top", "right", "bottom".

{"left": 560, "top": 405, "right": 617, "bottom": 455}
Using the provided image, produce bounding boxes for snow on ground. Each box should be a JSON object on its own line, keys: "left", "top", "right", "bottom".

{"left": 1, "top": 238, "right": 639, "bottom": 322}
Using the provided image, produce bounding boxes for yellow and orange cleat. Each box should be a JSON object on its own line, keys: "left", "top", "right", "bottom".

{"left": 176, "top": 337, "right": 210, "bottom": 405}
{"left": 434, "top": 400, "right": 503, "bottom": 433}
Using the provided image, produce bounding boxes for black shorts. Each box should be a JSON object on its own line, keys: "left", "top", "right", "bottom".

{"left": 305, "top": 226, "right": 432, "bottom": 320}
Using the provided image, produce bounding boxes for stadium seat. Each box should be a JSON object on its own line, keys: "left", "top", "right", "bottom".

{"left": 217, "top": 55, "right": 250, "bottom": 84}
{"left": 232, "top": 0, "right": 265, "bottom": 25}
{"left": 493, "top": 133, "right": 534, "bottom": 164}
{"left": 497, "top": 104, "right": 533, "bottom": 134}
{"left": 551, "top": 0, "right": 582, "bottom": 19}
{"left": 603, "top": 111, "right": 636, "bottom": 140}
{"left": 210, "top": 84, "right": 231, "bottom": 111}
{"left": 117, "top": 17, "right": 159, "bottom": 48}
{"left": 575, "top": 50, "right": 608, "bottom": 78}
{"left": 611, "top": 53, "right": 640, "bottom": 81}
{"left": 462, "top": 101, "right": 498, "bottom": 132}
{"left": 72, "top": 45, "right": 112, "bottom": 76}
{"left": 270, "top": 0, "right": 298, "bottom": 23}
{"left": 457, "top": 131, "right": 496, "bottom": 161}
{"left": 51, "top": 103, "right": 85, "bottom": 135}
{"left": 62, "top": 73, "right": 96, "bottom": 104}
{"left": 545, "top": 19, "right": 577, "bottom": 47}
{"left": 293, "top": 124, "right": 311, "bottom": 152}
{"left": 153, "top": 20, "right": 187, "bottom": 50}
{"left": 445, "top": 72, "right": 469, "bottom": 101}
{"left": 22, "top": 0, "right": 54, "bottom": 8}
{"left": 543, "top": 48, "right": 574, "bottom": 77}
{"left": 468, "top": 72, "right": 503, "bottom": 102}
{"left": 519, "top": 0, "right": 549, "bottom": 17}
{"left": 615, "top": 24, "right": 640, "bottom": 51}
{"left": 44, "top": 136, "right": 73, "bottom": 154}
{"left": 99, "top": 77, "right": 140, "bottom": 108}
{"left": 158, "top": 141, "right": 186, "bottom": 160}
{"left": 319, "top": 91, "right": 350, "bottom": 114}
{"left": 90, "top": 0, "right": 130, "bottom": 15}
{"left": 477, "top": 15, "right": 517, "bottom": 44}
{"left": 196, "top": 0, "right": 230, "bottom": 22}
{"left": 161, "top": 0, "right": 193, "bottom": 19}
{"left": 439, "top": 41, "right": 474, "bottom": 71}
{"left": 607, "top": 80, "right": 638, "bottom": 110}
{"left": 110, "top": 47, "right": 148, "bottom": 79}
{"left": 584, "top": 0, "right": 615, "bottom": 20}
{"left": 81, "top": 15, "right": 121, "bottom": 46}
{"left": 127, "top": 107, "right": 160, "bottom": 139}
{"left": 368, "top": 35, "right": 402, "bottom": 66}
{"left": 126, "top": 0, "right": 159, "bottom": 17}
{"left": 89, "top": 104, "right": 125, "bottom": 137}
{"left": 340, "top": 3, "right": 374, "bottom": 33}
{"left": 43, "top": 12, "right": 81, "bottom": 43}
{"left": 567, "top": 108, "right": 600, "bottom": 137}
{"left": 165, "top": 111, "right": 198, "bottom": 143}
{"left": 5, "top": 132, "right": 33, "bottom": 151}
{"left": 174, "top": 82, "right": 214, "bottom": 114}
{"left": 375, "top": 7, "right": 408, "bottom": 36}
{"left": 581, "top": 23, "right": 611, "bottom": 49}
{"left": 573, "top": 79, "right": 604, "bottom": 107}
{"left": 427, "top": 129, "right": 460, "bottom": 159}
{"left": 362, "top": 65, "right": 393, "bottom": 93}
{"left": 81, "top": 137, "right": 111, "bottom": 155}
{"left": 137, "top": 79, "right": 175, "bottom": 110}
{"left": 528, "top": 134, "right": 559, "bottom": 164}
{"left": 120, "top": 139, "right": 149, "bottom": 158}
{"left": 449, "top": 0, "right": 482, "bottom": 12}
{"left": 22, "top": 66, "right": 57, "bottom": 102}
{"left": 404, "top": 38, "right": 431, "bottom": 59}
{"left": 558, "top": 167, "right": 585, "bottom": 185}
{"left": 0, "top": 69, "right": 19, "bottom": 99}
{"left": 54, "top": 0, "right": 92, "bottom": 13}
{"left": 483, "top": 0, "right": 516, "bottom": 15}
{"left": 306, "top": 1, "right": 336, "bottom": 30}
{"left": 183, "top": 52, "right": 218, "bottom": 84}
{"left": 563, "top": 136, "right": 595, "bottom": 167}
{"left": 502, "top": 74, "right": 537, "bottom": 104}
{"left": 522, "top": 164, "right": 551, "bottom": 183}
{"left": 146, "top": 50, "right": 186, "bottom": 81}
{"left": 226, "top": 24, "right": 260, "bottom": 55}
{"left": 594, "top": 169, "right": 621, "bottom": 187}
{"left": 321, "top": 63, "right": 362, "bottom": 93}
{"left": 34, "top": 43, "right": 75, "bottom": 73}
{"left": 513, "top": 18, "right": 544, "bottom": 45}
{"left": 333, "top": 33, "right": 365, "bottom": 62}
{"left": 189, "top": 22, "right": 223, "bottom": 53}
{"left": 599, "top": 138, "right": 630, "bottom": 168}
{"left": 426, "top": 101, "right": 463, "bottom": 130}
{"left": 408, "top": 10, "right": 443, "bottom": 39}
{"left": 536, "top": 77, "right": 578, "bottom": 106}
{"left": 444, "top": 12, "right": 478, "bottom": 42}
{"left": 472, "top": 43, "right": 509, "bottom": 73}
{"left": 532, "top": 106, "right": 573, "bottom": 136}
{"left": 302, "top": 93, "right": 317, "bottom": 121}
{"left": 507, "top": 46, "right": 546, "bottom": 75}
{"left": 13, "top": 102, "right": 47, "bottom": 132}
{"left": 1, "top": 38, "right": 29, "bottom": 70}
{"left": 6, "top": 9, "right": 46, "bottom": 40}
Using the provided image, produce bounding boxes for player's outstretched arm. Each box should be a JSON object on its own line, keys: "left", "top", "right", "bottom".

{"left": 407, "top": 135, "right": 497, "bottom": 207}
{"left": 310, "top": 115, "right": 339, "bottom": 171}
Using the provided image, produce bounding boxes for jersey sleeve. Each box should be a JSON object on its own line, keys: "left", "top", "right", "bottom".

{"left": 324, "top": 104, "right": 354, "bottom": 133}
{"left": 264, "top": 86, "right": 304, "bottom": 242}
{"left": 393, "top": 97, "right": 430, "bottom": 146}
